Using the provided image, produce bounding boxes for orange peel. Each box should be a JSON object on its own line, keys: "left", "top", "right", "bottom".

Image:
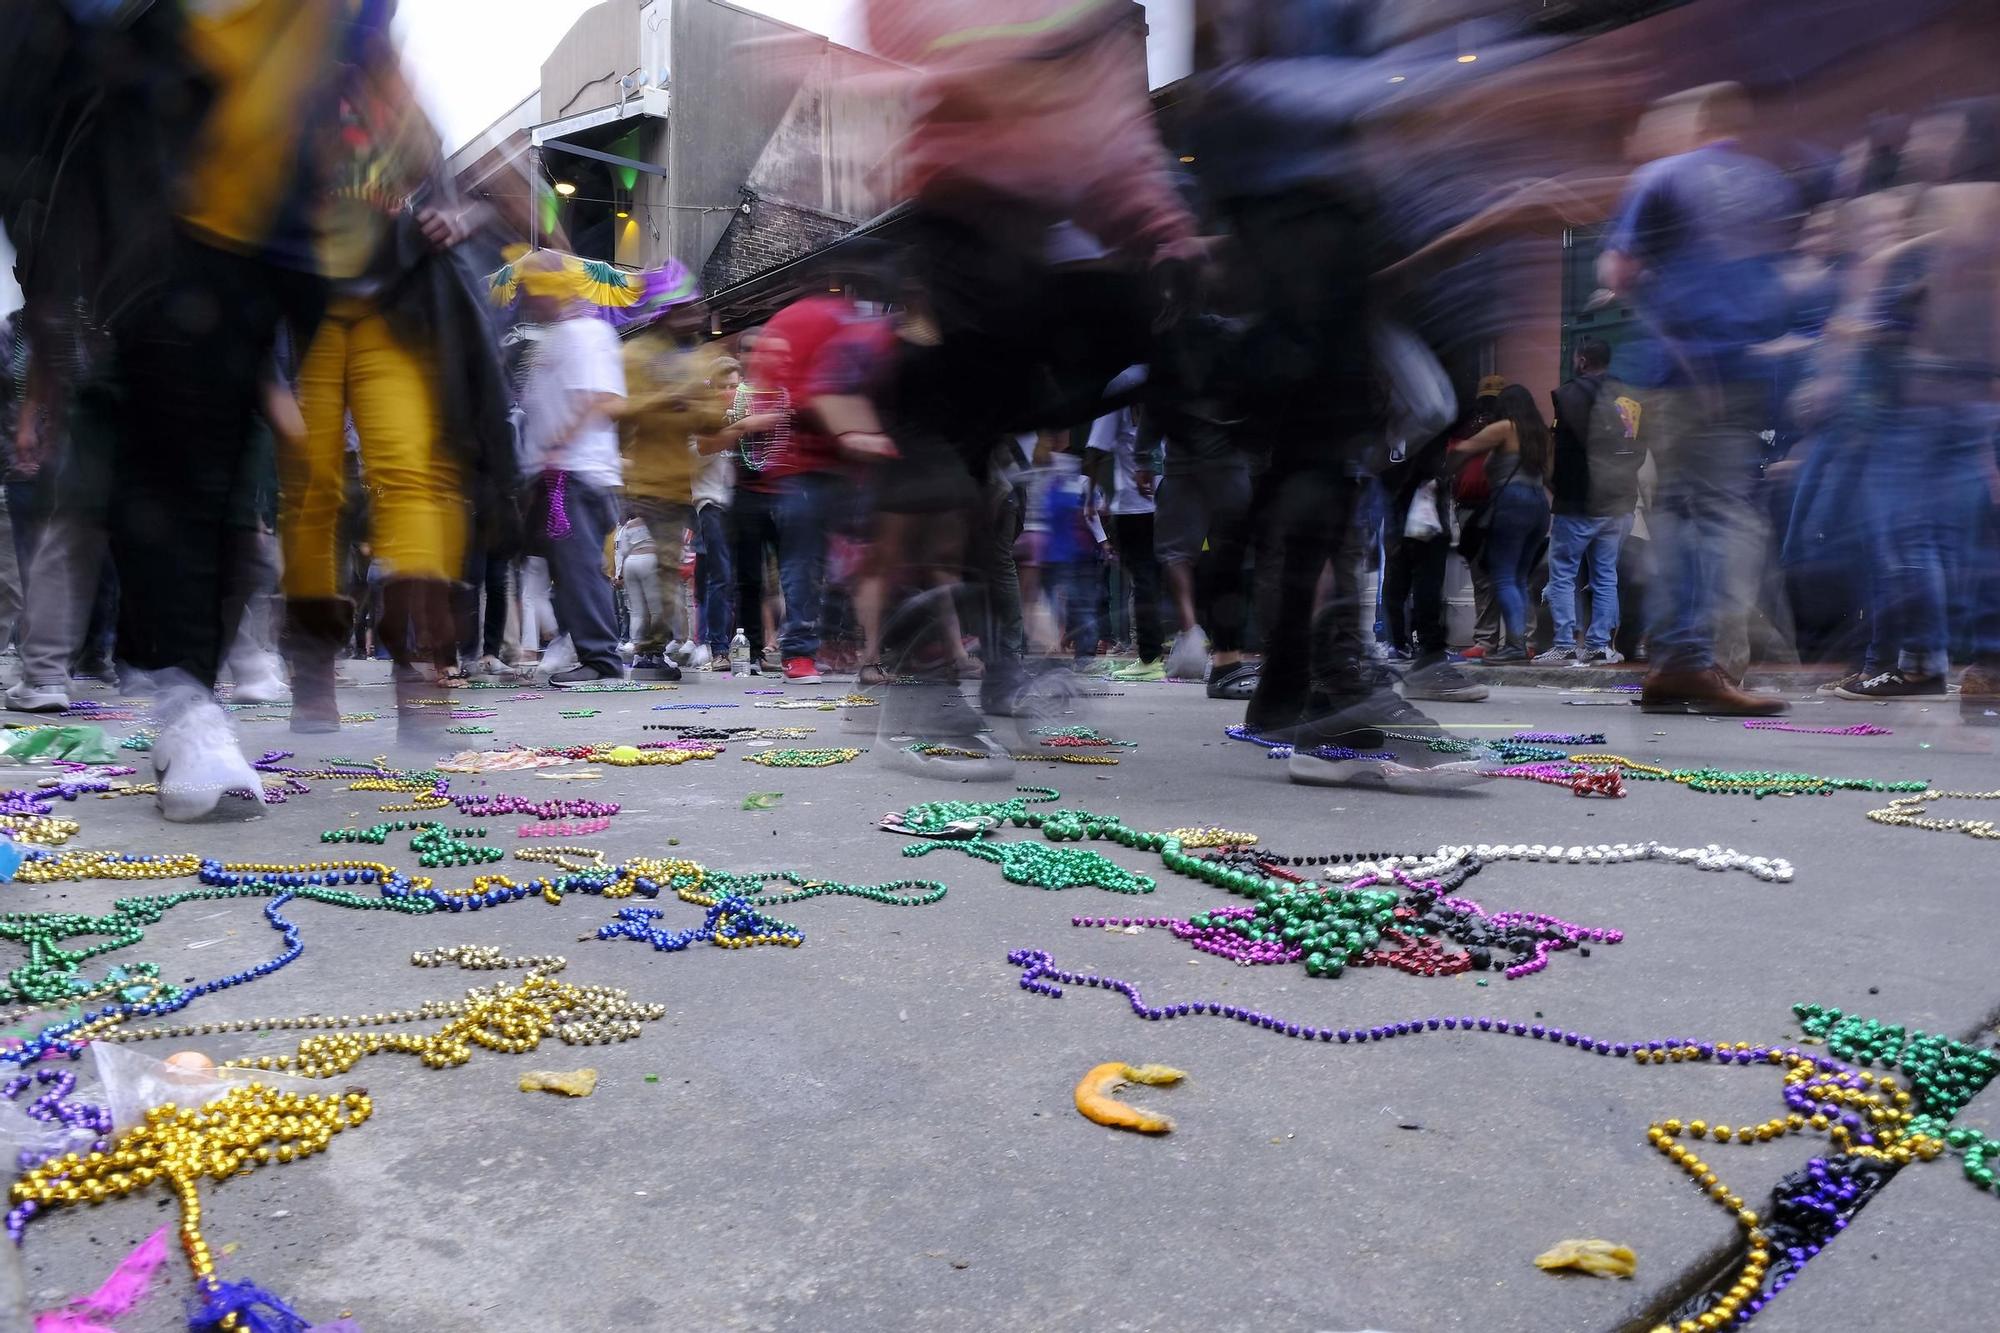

{"left": 1073, "top": 1061, "right": 1186, "bottom": 1134}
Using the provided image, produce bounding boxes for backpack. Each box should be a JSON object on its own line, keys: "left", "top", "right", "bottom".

{"left": 1575, "top": 376, "right": 1647, "bottom": 516}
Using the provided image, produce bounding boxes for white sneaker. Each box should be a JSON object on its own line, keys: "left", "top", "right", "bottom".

{"left": 5, "top": 681, "right": 69, "bottom": 713}
{"left": 671, "top": 641, "right": 697, "bottom": 665}
{"left": 538, "top": 635, "right": 578, "bottom": 677}
{"left": 686, "top": 645, "right": 713, "bottom": 671}
{"left": 227, "top": 653, "right": 291, "bottom": 705}
{"left": 1164, "top": 627, "right": 1210, "bottom": 681}
{"left": 151, "top": 685, "right": 261, "bottom": 822}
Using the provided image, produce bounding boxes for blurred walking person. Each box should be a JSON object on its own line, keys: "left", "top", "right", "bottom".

{"left": 1598, "top": 83, "right": 1794, "bottom": 716}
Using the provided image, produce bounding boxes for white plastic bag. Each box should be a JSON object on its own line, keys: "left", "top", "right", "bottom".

{"left": 1404, "top": 480, "right": 1444, "bottom": 541}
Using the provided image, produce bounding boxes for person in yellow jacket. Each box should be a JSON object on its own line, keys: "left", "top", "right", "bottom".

{"left": 615, "top": 300, "right": 730, "bottom": 678}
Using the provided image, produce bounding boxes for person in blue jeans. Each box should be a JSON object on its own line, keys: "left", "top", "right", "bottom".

{"left": 1542, "top": 336, "right": 1644, "bottom": 664}
{"left": 1451, "top": 384, "right": 1551, "bottom": 663}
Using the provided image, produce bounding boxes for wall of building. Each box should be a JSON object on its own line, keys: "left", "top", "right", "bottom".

{"left": 663, "top": 0, "right": 821, "bottom": 270}
{"left": 540, "top": 0, "right": 641, "bottom": 123}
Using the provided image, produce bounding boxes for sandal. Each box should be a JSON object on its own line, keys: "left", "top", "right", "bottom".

{"left": 1206, "top": 662, "right": 1260, "bottom": 701}
{"left": 857, "top": 663, "right": 891, "bottom": 688}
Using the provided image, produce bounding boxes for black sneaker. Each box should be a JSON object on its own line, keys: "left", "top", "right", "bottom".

{"left": 1206, "top": 661, "right": 1261, "bottom": 700}
{"left": 629, "top": 653, "right": 683, "bottom": 682}
{"left": 1484, "top": 644, "right": 1528, "bottom": 664}
{"left": 1833, "top": 669, "right": 1950, "bottom": 701}
{"left": 1284, "top": 690, "right": 1490, "bottom": 790}
{"left": 549, "top": 666, "right": 622, "bottom": 690}
{"left": 1816, "top": 670, "right": 1868, "bottom": 696}
{"left": 1401, "top": 659, "right": 1490, "bottom": 703}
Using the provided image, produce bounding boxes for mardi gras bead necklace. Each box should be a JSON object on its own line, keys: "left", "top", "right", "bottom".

{"left": 1744, "top": 720, "right": 1892, "bottom": 736}
{"left": 1003, "top": 953, "right": 1984, "bottom": 1332}
{"left": 880, "top": 787, "right": 1061, "bottom": 838}
{"left": 517, "top": 818, "right": 614, "bottom": 839}
{"left": 597, "top": 898, "right": 804, "bottom": 952}
{"left": 682, "top": 866, "right": 948, "bottom": 909}
{"left": 8, "top": 1082, "right": 374, "bottom": 1309}
{"left": 742, "top": 747, "right": 864, "bottom": 767}
{"left": 904, "top": 838, "right": 1155, "bottom": 894}
{"left": 1864, "top": 788, "right": 2000, "bottom": 841}
{"left": 1011, "top": 750, "right": 1120, "bottom": 765}
{"left": 1566, "top": 753, "right": 1927, "bottom": 799}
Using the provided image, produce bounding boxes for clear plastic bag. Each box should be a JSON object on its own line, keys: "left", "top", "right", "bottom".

{"left": 90, "top": 1042, "right": 317, "bottom": 1136}
{"left": 0, "top": 1082, "right": 99, "bottom": 1170}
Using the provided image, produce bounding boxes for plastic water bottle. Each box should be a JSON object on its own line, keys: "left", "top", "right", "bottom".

{"left": 729, "top": 628, "right": 751, "bottom": 675}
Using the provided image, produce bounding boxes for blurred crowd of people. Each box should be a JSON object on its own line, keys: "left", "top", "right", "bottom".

{"left": 1, "top": 0, "right": 1995, "bottom": 819}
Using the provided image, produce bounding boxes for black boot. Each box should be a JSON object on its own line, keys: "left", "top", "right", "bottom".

{"left": 281, "top": 599, "right": 353, "bottom": 734}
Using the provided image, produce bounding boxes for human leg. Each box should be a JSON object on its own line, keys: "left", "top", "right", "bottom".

{"left": 1482, "top": 486, "right": 1546, "bottom": 648}
{"left": 774, "top": 473, "right": 830, "bottom": 662}
{"left": 730, "top": 491, "right": 777, "bottom": 661}
{"left": 535, "top": 477, "right": 624, "bottom": 678}
{"left": 1542, "top": 514, "right": 1594, "bottom": 651}
{"left": 696, "top": 505, "right": 734, "bottom": 654}
{"left": 1584, "top": 515, "right": 1632, "bottom": 651}
{"left": 1114, "top": 512, "right": 1163, "bottom": 663}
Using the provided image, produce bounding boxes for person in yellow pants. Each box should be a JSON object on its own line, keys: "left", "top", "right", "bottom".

{"left": 277, "top": 35, "right": 500, "bottom": 740}
{"left": 282, "top": 296, "right": 466, "bottom": 734}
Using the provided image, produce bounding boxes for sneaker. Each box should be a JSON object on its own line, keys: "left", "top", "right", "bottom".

{"left": 71, "top": 657, "right": 118, "bottom": 684}
{"left": 1401, "top": 659, "right": 1491, "bottom": 703}
{"left": 783, "top": 656, "right": 822, "bottom": 684}
{"left": 630, "top": 653, "right": 684, "bottom": 682}
{"left": 1113, "top": 659, "right": 1166, "bottom": 682}
{"left": 1205, "top": 661, "right": 1259, "bottom": 699}
{"left": 687, "top": 645, "right": 714, "bottom": 672}
{"left": 1574, "top": 646, "right": 1626, "bottom": 666}
{"left": 5, "top": 681, "right": 69, "bottom": 713}
{"left": 1458, "top": 644, "right": 1490, "bottom": 660}
{"left": 548, "top": 665, "right": 622, "bottom": 690}
{"left": 1816, "top": 670, "right": 1868, "bottom": 696}
{"left": 1961, "top": 664, "right": 2000, "bottom": 724}
{"left": 228, "top": 656, "right": 291, "bottom": 706}
{"left": 1532, "top": 645, "right": 1577, "bottom": 666}
{"left": 1284, "top": 690, "right": 1489, "bottom": 790}
{"left": 1834, "top": 668, "right": 1950, "bottom": 701}
{"left": 1485, "top": 644, "right": 1528, "bottom": 664}
{"left": 671, "top": 641, "right": 697, "bottom": 665}
{"left": 1164, "top": 627, "right": 1210, "bottom": 681}
{"left": 151, "top": 685, "right": 262, "bottom": 822}
{"left": 1071, "top": 657, "right": 1114, "bottom": 678}
{"left": 538, "top": 635, "right": 578, "bottom": 677}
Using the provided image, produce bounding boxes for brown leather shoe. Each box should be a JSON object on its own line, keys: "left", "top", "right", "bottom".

{"left": 1640, "top": 665, "right": 1789, "bottom": 716}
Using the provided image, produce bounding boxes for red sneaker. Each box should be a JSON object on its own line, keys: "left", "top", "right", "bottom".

{"left": 784, "top": 656, "right": 823, "bottom": 684}
{"left": 1459, "top": 645, "right": 1488, "bottom": 660}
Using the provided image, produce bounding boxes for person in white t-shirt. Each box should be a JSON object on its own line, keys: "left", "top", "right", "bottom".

{"left": 1083, "top": 406, "right": 1165, "bottom": 680}
{"left": 518, "top": 258, "right": 628, "bottom": 687}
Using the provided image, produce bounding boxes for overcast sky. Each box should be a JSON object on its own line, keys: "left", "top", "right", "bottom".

{"left": 397, "top": 0, "right": 1191, "bottom": 154}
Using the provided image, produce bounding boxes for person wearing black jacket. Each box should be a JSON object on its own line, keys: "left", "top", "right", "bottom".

{"left": 1378, "top": 424, "right": 1487, "bottom": 701}
{"left": 1540, "top": 336, "right": 1641, "bottom": 665}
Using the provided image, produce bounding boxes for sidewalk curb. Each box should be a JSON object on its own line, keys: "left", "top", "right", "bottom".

{"left": 1457, "top": 665, "right": 1845, "bottom": 692}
